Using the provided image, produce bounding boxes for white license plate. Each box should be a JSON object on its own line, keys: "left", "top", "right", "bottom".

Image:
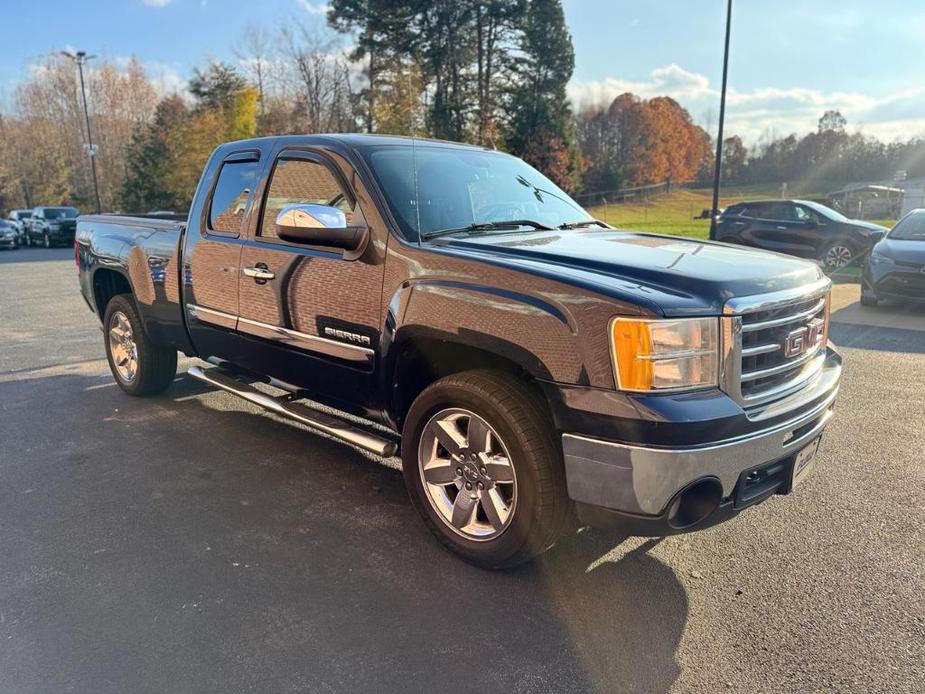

{"left": 790, "top": 436, "right": 821, "bottom": 490}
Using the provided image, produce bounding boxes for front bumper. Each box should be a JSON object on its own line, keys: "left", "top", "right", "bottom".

{"left": 863, "top": 261, "right": 925, "bottom": 301}
{"left": 551, "top": 346, "right": 841, "bottom": 529}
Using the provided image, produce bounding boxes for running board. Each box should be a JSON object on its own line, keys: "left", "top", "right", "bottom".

{"left": 187, "top": 365, "right": 398, "bottom": 457}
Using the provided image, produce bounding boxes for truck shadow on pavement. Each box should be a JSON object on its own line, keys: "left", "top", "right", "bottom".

{"left": 0, "top": 371, "right": 688, "bottom": 694}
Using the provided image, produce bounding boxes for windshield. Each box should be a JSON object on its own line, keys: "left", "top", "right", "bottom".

{"left": 364, "top": 144, "right": 590, "bottom": 240}
{"left": 802, "top": 200, "right": 848, "bottom": 223}
{"left": 44, "top": 208, "right": 79, "bottom": 220}
{"left": 889, "top": 211, "right": 925, "bottom": 240}
{"left": 15, "top": 211, "right": 32, "bottom": 219}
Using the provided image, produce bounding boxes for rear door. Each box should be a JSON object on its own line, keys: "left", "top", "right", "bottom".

{"left": 234, "top": 146, "right": 385, "bottom": 412}
{"left": 758, "top": 202, "right": 817, "bottom": 258}
{"left": 182, "top": 149, "right": 261, "bottom": 361}
{"left": 743, "top": 202, "right": 798, "bottom": 253}
{"left": 734, "top": 202, "right": 775, "bottom": 248}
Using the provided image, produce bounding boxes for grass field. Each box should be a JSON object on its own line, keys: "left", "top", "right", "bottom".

{"left": 586, "top": 184, "right": 896, "bottom": 239}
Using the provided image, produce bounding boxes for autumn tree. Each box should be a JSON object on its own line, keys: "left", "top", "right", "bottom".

{"left": 1, "top": 53, "right": 157, "bottom": 211}
{"left": 577, "top": 92, "right": 711, "bottom": 190}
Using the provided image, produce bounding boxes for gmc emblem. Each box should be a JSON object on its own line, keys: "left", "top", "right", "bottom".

{"left": 783, "top": 318, "right": 825, "bottom": 358}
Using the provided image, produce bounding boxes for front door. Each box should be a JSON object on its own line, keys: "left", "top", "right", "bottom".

{"left": 235, "top": 148, "right": 386, "bottom": 416}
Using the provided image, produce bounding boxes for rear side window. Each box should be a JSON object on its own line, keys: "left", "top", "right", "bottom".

{"left": 209, "top": 160, "right": 260, "bottom": 233}
{"left": 736, "top": 203, "right": 760, "bottom": 218}
{"left": 259, "top": 157, "right": 355, "bottom": 240}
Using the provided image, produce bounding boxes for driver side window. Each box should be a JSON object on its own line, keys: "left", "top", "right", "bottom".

{"left": 260, "top": 157, "right": 356, "bottom": 240}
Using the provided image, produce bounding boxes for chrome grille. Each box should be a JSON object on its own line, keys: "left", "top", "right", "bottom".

{"left": 722, "top": 279, "right": 831, "bottom": 407}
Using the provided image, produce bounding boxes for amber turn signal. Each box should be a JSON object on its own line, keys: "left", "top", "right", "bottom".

{"left": 610, "top": 317, "right": 719, "bottom": 392}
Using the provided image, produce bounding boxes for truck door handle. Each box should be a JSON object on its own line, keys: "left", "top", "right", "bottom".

{"left": 243, "top": 265, "right": 275, "bottom": 281}
{"left": 776, "top": 226, "right": 787, "bottom": 230}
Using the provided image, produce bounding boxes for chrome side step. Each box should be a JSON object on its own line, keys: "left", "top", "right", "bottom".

{"left": 187, "top": 365, "right": 398, "bottom": 457}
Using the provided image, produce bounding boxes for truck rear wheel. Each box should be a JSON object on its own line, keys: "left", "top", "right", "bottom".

{"left": 401, "top": 370, "right": 569, "bottom": 569}
{"left": 103, "top": 294, "right": 177, "bottom": 396}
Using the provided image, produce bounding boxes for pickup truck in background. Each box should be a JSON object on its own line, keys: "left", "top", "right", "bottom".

{"left": 76, "top": 134, "right": 842, "bottom": 568}
{"left": 25, "top": 205, "right": 80, "bottom": 248}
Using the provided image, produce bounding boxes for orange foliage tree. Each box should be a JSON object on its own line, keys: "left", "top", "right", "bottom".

{"left": 577, "top": 92, "right": 713, "bottom": 191}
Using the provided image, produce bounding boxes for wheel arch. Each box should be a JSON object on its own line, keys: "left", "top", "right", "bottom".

{"left": 386, "top": 327, "right": 552, "bottom": 431}
{"left": 92, "top": 267, "right": 134, "bottom": 318}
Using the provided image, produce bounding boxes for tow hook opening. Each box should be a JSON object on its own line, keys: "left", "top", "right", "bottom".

{"left": 666, "top": 478, "right": 723, "bottom": 530}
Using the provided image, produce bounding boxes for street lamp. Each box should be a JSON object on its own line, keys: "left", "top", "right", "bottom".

{"left": 61, "top": 50, "right": 102, "bottom": 214}
{"left": 709, "top": 0, "right": 733, "bottom": 240}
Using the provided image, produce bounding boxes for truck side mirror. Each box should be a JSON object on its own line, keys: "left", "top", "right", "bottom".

{"left": 275, "top": 204, "right": 366, "bottom": 252}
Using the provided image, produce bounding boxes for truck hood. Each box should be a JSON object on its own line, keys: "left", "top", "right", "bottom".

{"left": 438, "top": 229, "right": 824, "bottom": 317}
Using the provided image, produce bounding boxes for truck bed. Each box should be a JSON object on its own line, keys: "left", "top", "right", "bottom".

{"left": 76, "top": 213, "right": 193, "bottom": 355}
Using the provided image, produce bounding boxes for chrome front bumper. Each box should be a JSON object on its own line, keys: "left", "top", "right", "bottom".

{"left": 562, "top": 370, "right": 840, "bottom": 516}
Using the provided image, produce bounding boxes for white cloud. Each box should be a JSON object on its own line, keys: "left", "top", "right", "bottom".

{"left": 569, "top": 64, "right": 925, "bottom": 145}
{"left": 143, "top": 0, "right": 174, "bottom": 6}
{"left": 297, "top": 0, "right": 329, "bottom": 15}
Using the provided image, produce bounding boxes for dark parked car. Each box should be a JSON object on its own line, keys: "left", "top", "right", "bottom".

{"left": 712, "top": 199, "right": 888, "bottom": 271}
{"left": 0, "top": 220, "right": 19, "bottom": 249}
{"left": 6, "top": 209, "right": 33, "bottom": 244}
{"left": 76, "top": 134, "right": 841, "bottom": 568}
{"left": 25, "top": 206, "right": 79, "bottom": 248}
{"left": 861, "top": 208, "right": 925, "bottom": 306}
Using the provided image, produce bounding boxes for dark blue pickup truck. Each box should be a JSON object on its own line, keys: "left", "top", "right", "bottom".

{"left": 76, "top": 134, "right": 842, "bottom": 568}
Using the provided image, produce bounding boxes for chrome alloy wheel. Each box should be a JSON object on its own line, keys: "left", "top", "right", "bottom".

{"left": 418, "top": 408, "right": 517, "bottom": 541}
{"left": 823, "top": 244, "right": 853, "bottom": 269}
{"left": 108, "top": 310, "right": 138, "bottom": 383}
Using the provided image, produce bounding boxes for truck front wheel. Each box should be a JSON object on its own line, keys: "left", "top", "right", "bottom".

{"left": 401, "top": 370, "right": 569, "bottom": 569}
{"left": 103, "top": 294, "right": 177, "bottom": 396}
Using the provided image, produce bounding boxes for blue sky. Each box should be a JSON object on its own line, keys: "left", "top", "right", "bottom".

{"left": 2, "top": 0, "right": 924, "bottom": 143}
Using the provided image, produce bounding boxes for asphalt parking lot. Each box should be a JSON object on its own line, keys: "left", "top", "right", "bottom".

{"left": 1, "top": 247, "right": 923, "bottom": 694}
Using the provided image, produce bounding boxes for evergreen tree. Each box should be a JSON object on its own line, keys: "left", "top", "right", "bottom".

{"left": 506, "top": 0, "right": 579, "bottom": 190}
{"left": 120, "top": 95, "right": 189, "bottom": 212}
{"left": 189, "top": 62, "right": 250, "bottom": 113}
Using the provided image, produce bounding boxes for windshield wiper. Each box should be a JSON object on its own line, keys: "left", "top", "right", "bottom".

{"left": 422, "top": 219, "right": 555, "bottom": 240}
{"left": 557, "top": 219, "right": 610, "bottom": 230}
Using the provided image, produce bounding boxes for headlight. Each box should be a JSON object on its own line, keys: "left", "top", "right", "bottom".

{"left": 610, "top": 317, "right": 719, "bottom": 392}
{"left": 869, "top": 250, "right": 893, "bottom": 265}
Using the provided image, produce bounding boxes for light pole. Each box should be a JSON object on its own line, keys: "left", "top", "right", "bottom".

{"left": 709, "top": 0, "right": 733, "bottom": 240}
{"left": 61, "top": 50, "right": 102, "bottom": 214}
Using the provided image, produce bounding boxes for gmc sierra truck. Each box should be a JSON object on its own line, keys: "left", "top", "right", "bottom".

{"left": 77, "top": 135, "right": 842, "bottom": 569}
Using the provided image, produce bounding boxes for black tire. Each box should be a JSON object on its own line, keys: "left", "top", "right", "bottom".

{"left": 402, "top": 369, "right": 569, "bottom": 569}
{"left": 103, "top": 294, "right": 177, "bottom": 396}
{"left": 819, "top": 239, "right": 858, "bottom": 271}
{"left": 860, "top": 285, "right": 879, "bottom": 307}
{"left": 42, "top": 232, "right": 50, "bottom": 248}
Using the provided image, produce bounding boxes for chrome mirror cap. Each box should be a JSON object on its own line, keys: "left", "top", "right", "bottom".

{"left": 275, "top": 204, "right": 347, "bottom": 232}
